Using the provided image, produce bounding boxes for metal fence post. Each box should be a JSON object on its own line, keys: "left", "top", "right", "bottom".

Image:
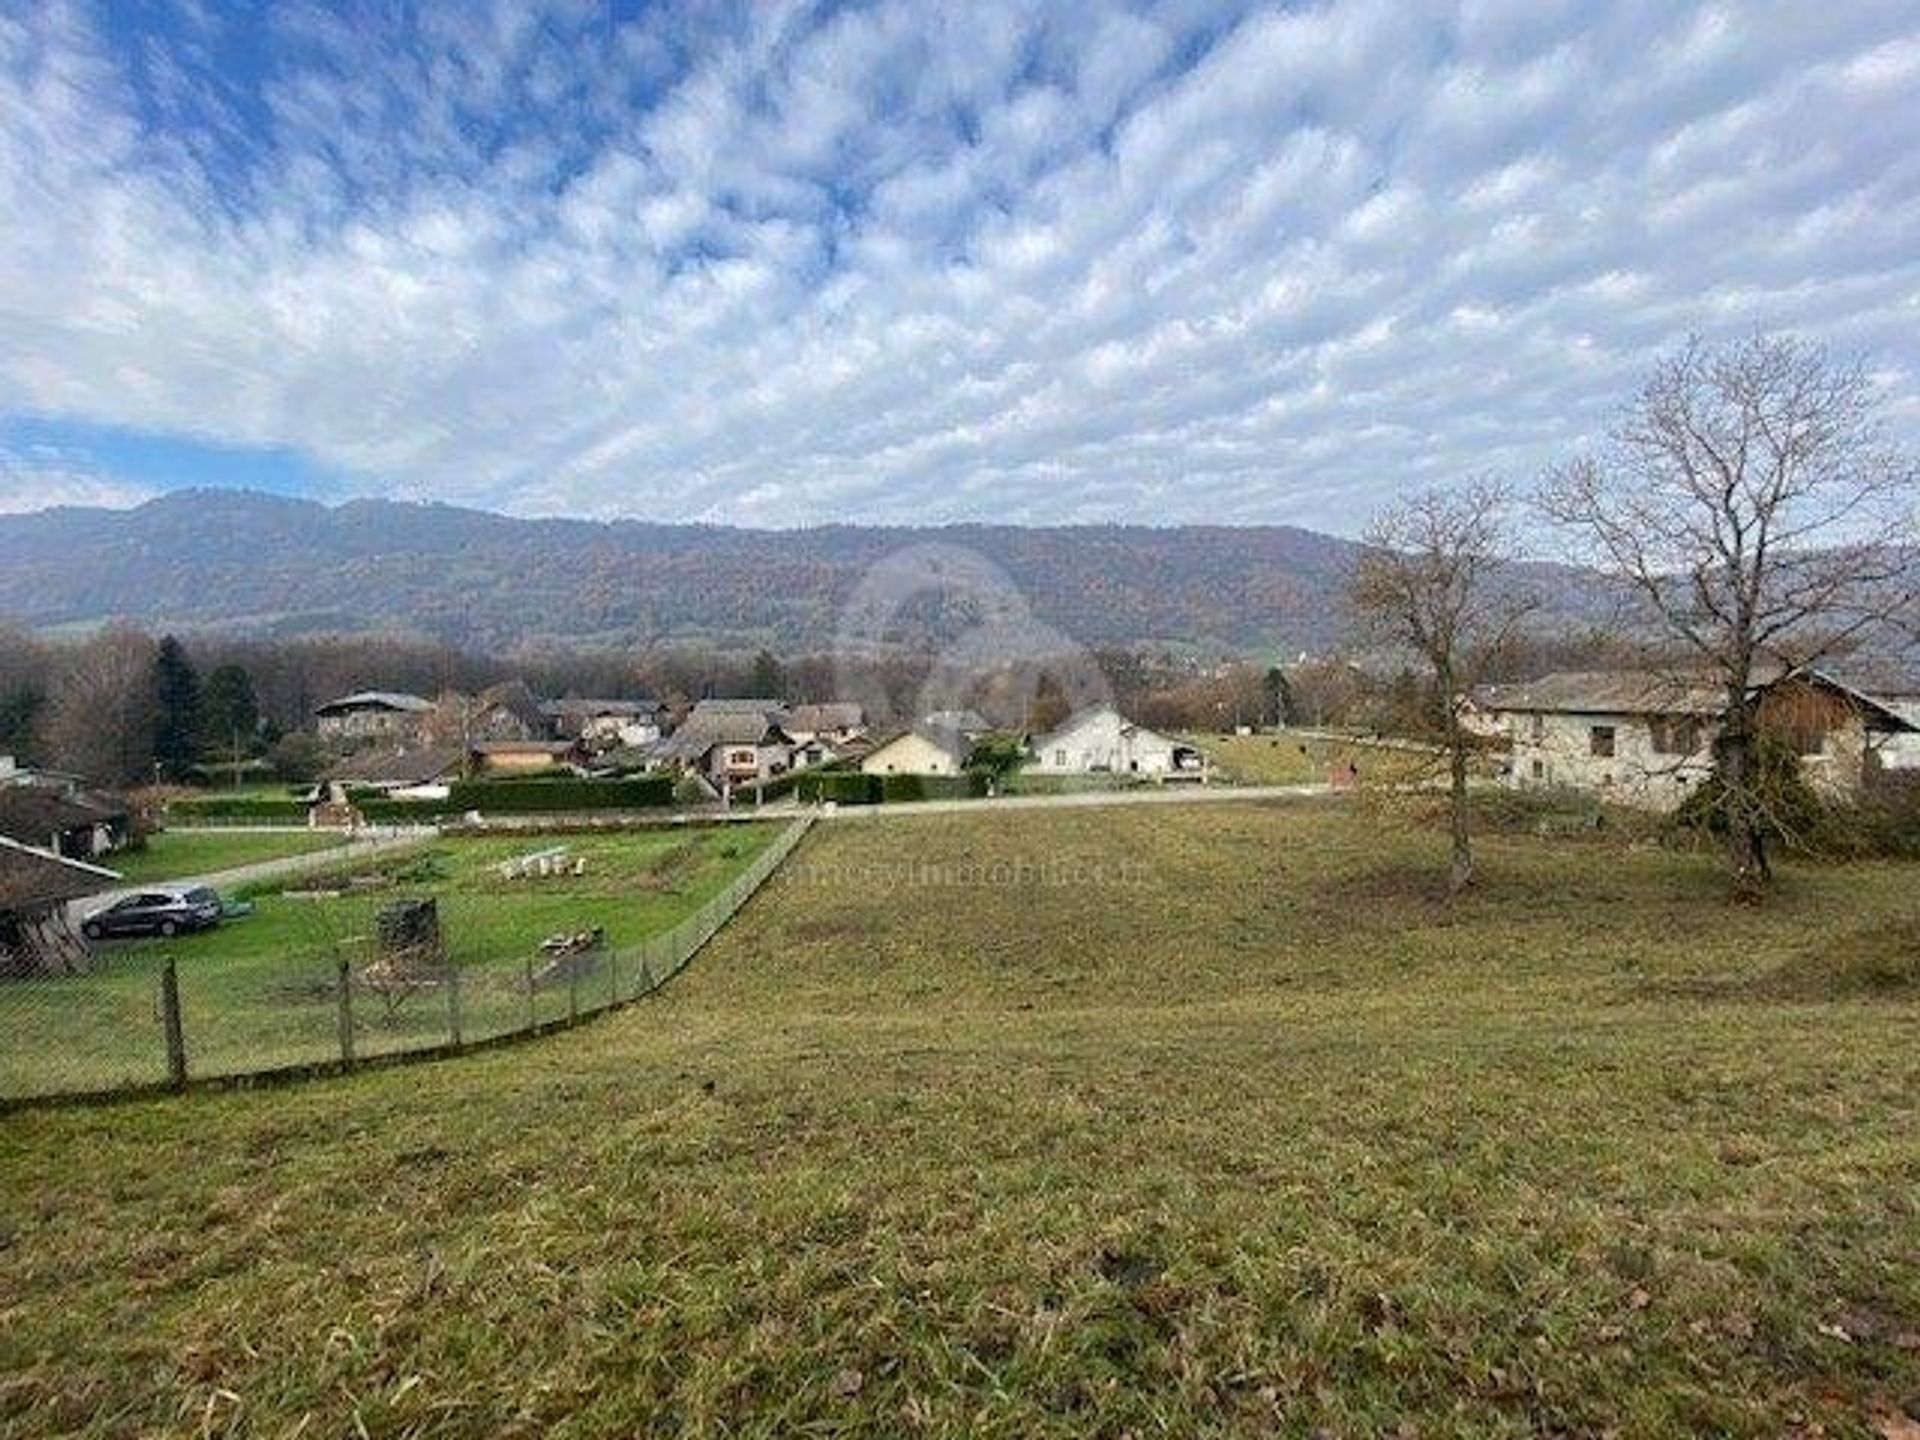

{"left": 159, "top": 957, "right": 187, "bottom": 1090}
{"left": 336, "top": 957, "right": 355, "bottom": 1067}
{"left": 568, "top": 957, "right": 580, "bottom": 1023}
{"left": 447, "top": 964, "right": 463, "bottom": 1049}
{"left": 524, "top": 953, "right": 536, "bottom": 1031}
{"left": 608, "top": 947, "right": 620, "bottom": 1009}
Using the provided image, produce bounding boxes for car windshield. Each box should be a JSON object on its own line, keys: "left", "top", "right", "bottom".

{"left": 183, "top": 888, "right": 219, "bottom": 906}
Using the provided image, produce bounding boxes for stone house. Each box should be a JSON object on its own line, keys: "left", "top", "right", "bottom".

{"left": 1480, "top": 666, "right": 1916, "bottom": 810}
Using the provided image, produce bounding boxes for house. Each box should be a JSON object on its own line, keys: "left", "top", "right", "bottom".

{"left": 1026, "top": 705, "right": 1203, "bottom": 778}
{"left": 321, "top": 745, "right": 465, "bottom": 799}
{"left": 469, "top": 681, "right": 550, "bottom": 742}
{"left": 687, "top": 697, "right": 792, "bottom": 727}
{"left": 784, "top": 703, "right": 867, "bottom": 748}
{"left": 0, "top": 786, "right": 132, "bottom": 861}
{"left": 314, "top": 691, "right": 434, "bottom": 746}
{"left": 1481, "top": 666, "right": 1917, "bottom": 810}
{"left": 651, "top": 709, "right": 794, "bottom": 792}
{"left": 860, "top": 722, "right": 973, "bottom": 777}
{"left": 541, "top": 697, "right": 663, "bottom": 749}
{"left": 1, "top": 835, "right": 120, "bottom": 977}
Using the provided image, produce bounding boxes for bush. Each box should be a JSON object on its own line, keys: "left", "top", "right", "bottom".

{"left": 879, "top": 772, "right": 989, "bottom": 803}
{"left": 1672, "top": 735, "right": 1823, "bottom": 853}
{"left": 796, "top": 771, "right": 884, "bottom": 804}
{"left": 445, "top": 775, "right": 674, "bottom": 813}
{"left": 793, "top": 771, "right": 990, "bottom": 804}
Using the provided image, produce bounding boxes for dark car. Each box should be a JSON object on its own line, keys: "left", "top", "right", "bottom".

{"left": 83, "top": 887, "right": 223, "bottom": 940}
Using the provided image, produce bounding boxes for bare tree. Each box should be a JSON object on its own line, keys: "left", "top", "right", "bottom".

{"left": 1351, "top": 480, "right": 1534, "bottom": 894}
{"left": 1542, "top": 334, "right": 1918, "bottom": 895}
{"left": 41, "top": 624, "right": 159, "bottom": 786}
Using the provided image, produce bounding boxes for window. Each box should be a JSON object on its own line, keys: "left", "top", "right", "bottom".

{"left": 1054, "top": 749, "right": 1066, "bottom": 766}
{"left": 1589, "top": 725, "right": 1616, "bottom": 758}
{"left": 1529, "top": 714, "right": 1544, "bottom": 742}
{"left": 1531, "top": 759, "right": 1544, "bottom": 780}
{"left": 1650, "top": 717, "right": 1699, "bottom": 756}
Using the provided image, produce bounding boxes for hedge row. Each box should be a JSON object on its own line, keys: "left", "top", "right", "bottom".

{"left": 446, "top": 775, "right": 674, "bottom": 812}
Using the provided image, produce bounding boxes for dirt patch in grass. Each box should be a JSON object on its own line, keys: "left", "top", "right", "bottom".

{"left": 1759, "top": 918, "right": 1920, "bottom": 999}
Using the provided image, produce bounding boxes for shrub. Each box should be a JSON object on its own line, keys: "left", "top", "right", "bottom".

{"left": 879, "top": 772, "right": 989, "bottom": 803}
{"left": 796, "top": 771, "right": 883, "bottom": 804}
{"left": 1672, "top": 734, "right": 1823, "bottom": 853}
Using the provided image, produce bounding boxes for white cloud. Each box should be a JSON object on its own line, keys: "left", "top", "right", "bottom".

{"left": 0, "top": 0, "right": 1916, "bottom": 531}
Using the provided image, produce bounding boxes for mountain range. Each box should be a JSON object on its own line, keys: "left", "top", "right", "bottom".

{"left": 1, "top": 488, "right": 1610, "bottom": 655}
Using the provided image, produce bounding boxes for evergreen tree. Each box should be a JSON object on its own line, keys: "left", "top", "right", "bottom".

{"left": 151, "top": 636, "right": 202, "bottom": 781}
{"left": 749, "top": 649, "right": 785, "bottom": 699}
{"left": 201, "top": 663, "right": 261, "bottom": 752}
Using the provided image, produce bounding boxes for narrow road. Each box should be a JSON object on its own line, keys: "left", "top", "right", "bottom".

{"left": 84, "top": 827, "right": 438, "bottom": 912}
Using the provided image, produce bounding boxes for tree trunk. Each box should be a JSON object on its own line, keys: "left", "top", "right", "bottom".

{"left": 1447, "top": 728, "right": 1474, "bottom": 894}
{"left": 1716, "top": 703, "right": 1768, "bottom": 901}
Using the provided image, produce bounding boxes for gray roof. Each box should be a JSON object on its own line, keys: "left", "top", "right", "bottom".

{"left": 785, "top": 702, "right": 865, "bottom": 733}
{"left": 866, "top": 722, "right": 973, "bottom": 768}
{"left": 323, "top": 745, "right": 465, "bottom": 786}
{"left": 0, "top": 835, "right": 119, "bottom": 913}
{"left": 315, "top": 690, "right": 433, "bottom": 716}
{"left": 541, "top": 697, "right": 660, "bottom": 719}
{"left": 1478, "top": 670, "right": 1729, "bottom": 717}
{"left": 1481, "top": 665, "right": 1918, "bottom": 731}
{"left": 657, "top": 711, "right": 793, "bottom": 759}
{"left": 0, "top": 787, "right": 127, "bottom": 847}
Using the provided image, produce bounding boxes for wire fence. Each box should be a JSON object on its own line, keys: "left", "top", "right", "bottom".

{"left": 0, "top": 814, "right": 813, "bottom": 1105}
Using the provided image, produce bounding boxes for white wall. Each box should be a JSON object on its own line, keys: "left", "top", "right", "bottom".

{"left": 1503, "top": 711, "right": 1710, "bottom": 811}
{"left": 1028, "top": 708, "right": 1178, "bottom": 775}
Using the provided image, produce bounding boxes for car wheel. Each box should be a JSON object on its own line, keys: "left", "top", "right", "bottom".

{"left": 158, "top": 920, "right": 178, "bottom": 938}
{"left": 83, "top": 922, "right": 102, "bottom": 941}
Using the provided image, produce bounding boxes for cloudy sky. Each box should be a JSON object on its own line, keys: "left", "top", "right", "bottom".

{"left": 1, "top": 1, "right": 1916, "bottom": 531}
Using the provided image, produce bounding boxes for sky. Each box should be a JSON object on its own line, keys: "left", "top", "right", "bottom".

{"left": 1, "top": 1, "right": 1917, "bottom": 532}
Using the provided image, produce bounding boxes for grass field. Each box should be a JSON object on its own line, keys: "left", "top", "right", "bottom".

{"left": 2, "top": 803, "right": 1917, "bottom": 1437}
{"left": 1192, "top": 728, "right": 1438, "bottom": 786}
{"left": 107, "top": 828, "right": 350, "bottom": 884}
{"left": 0, "top": 825, "right": 778, "bottom": 1098}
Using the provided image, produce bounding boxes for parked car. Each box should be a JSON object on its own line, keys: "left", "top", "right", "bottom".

{"left": 82, "top": 887, "right": 224, "bottom": 940}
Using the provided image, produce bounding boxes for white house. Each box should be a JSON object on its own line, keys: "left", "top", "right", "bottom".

{"left": 1026, "top": 705, "right": 1202, "bottom": 778}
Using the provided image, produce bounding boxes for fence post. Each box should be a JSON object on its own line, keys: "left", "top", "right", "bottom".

{"left": 638, "top": 949, "right": 653, "bottom": 995}
{"left": 568, "top": 957, "right": 580, "bottom": 1024}
{"left": 336, "top": 957, "right": 355, "bottom": 1067}
{"left": 446, "top": 964, "right": 463, "bottom": 1049}
{"left": 607, "top": 946, "right": 620, "bottom": 1009}
{"left": 524, "top": 953, "right": 536, "bottom": 1031}
{"left": 159, "top": 957, "right": 187, "bottom": 1090}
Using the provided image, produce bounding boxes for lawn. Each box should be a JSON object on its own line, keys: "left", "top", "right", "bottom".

{"left": 1191, "top": 728, "right": 1441, "bottom": 785}
{"left": 0, "top": 825, "right": 779, "bottom": 1099}
{"left": 107, "top": 828, "right": 350, "bottom": 884}
{"left": 2, "top": 803, "right": 1917, "bottom": 1437}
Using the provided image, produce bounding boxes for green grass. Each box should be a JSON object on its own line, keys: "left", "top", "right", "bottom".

{"left": 1193, "top": 729, "right": 1439, "bottom": 786}
{"left": 2, "top": 804, "right": 1917, "bottom": 1437}
{"left": 0, "top": 826, "right": 779, "bottom": 1098}
{"left": 108, "top": 829, "right": 349, "bottom": 884}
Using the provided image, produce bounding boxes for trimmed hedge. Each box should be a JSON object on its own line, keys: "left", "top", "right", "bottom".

{"left": 795, "top": 771, "right": 883, "bottom": 805}
{"left": 794, "top": 771, "right": 991, "bottom": 804}
{"left": 445, "top": 775, "right": 674, "bottom": 812}
{"left": 880, "top": 772, "right": 989, "bottom": 803}
{"left": 356, "top": 796, "right": 455, "bottom": 822}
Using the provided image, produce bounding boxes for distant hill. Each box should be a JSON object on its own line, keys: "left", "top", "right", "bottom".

{"left": 0, "top": 489, "right": 1613, "bottom": 654}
